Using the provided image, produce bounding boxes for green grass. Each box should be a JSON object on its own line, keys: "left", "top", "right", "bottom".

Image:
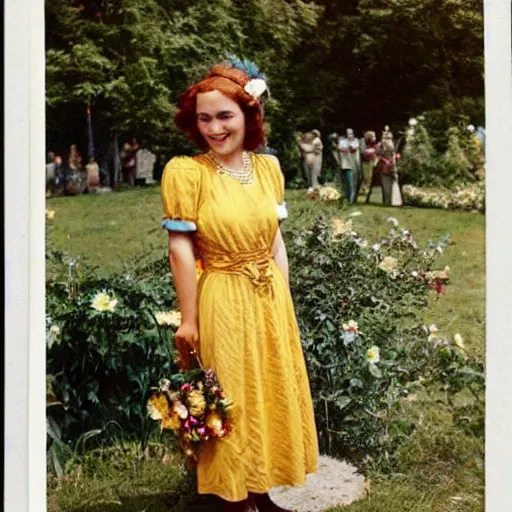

{"left": 46, "top": 186, "right": 485, "bottom": 512}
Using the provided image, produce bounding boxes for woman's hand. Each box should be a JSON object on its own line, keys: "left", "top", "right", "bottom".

{"left": 174, "top": 321, "right": 199, "bottom": 370}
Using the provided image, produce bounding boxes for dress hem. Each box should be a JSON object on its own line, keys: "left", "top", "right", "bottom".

{"left": 197, "top": 466, "right": 318, "bottom": 503}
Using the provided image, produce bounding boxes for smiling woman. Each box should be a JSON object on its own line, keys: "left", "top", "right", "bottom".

{"left": 158, "top": 63, "right": 318, "bottom": 512}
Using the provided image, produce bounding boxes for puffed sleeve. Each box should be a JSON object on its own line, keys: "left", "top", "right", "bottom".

{"left": 160, "top": 157, "right": 202, "bottom": 232}
{"left": 266, "top": 155, "right": 288, "bottom": 222}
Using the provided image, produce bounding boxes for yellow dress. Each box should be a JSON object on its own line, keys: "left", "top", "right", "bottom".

{"left": 161, "top": 152, "right": 319, "bottom": 502}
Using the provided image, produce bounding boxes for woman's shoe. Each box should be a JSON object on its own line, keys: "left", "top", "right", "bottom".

{"left": 249, "top": 492, "right": 296, "bottom": 512}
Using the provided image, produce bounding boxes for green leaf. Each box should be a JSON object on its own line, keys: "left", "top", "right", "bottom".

{"left": 369, "top": 363, "right": 382, "bottom": 379}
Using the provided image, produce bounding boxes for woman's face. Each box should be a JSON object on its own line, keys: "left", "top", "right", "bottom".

{"left": 196, "top": 90, "right": 246, "bottom": 157}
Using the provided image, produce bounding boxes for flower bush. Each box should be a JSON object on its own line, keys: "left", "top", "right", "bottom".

{"left": 402, "top": 183, "right": 485, "bottom": 213}
{"left": 399, "top": 116, "right": 484, "bottom": 190}
{"left": 306, "top": 184, "right": 341, "bottom": 202}
{"left": 46, "top": 213, "right": 484, "bottom": 473}
{"left": 285, "top": 215, "right": 483, "bottom": 463}
{"left": 46, "top": 245, "right": 180, "bottom": 447}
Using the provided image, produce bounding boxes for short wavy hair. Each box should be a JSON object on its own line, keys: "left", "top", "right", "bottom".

{"left": 175, "top": 65, "right": 266, "bottom": 151}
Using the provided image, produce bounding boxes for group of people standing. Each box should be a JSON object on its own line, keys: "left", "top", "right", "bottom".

{"left": 298, "top": 125, "right": 403, "bottom": 206}
{"left": 45, "top": 144, "right": 100, "bottom": 196}
{"left": 46, "top": 139, "right": 161, "bottom": 197}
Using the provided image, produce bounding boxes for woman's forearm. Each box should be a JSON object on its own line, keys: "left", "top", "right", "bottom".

{"left": 168, "top": 232, "right": 198, "bottom": 325}
{"left": 272, "top": 228, "right": 289, "bottom": 287}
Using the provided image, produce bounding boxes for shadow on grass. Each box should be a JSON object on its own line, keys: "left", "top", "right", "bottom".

{"left": 67, "top": 491, "right": 223, "bottom": 512}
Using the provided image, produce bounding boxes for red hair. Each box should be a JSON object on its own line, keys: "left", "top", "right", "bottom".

{"left": 175, "top": 65, "right": 265, "bottom": 151}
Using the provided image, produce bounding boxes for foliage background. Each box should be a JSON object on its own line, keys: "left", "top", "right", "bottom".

{"left": 45, "top": 0, "right": 484, "bottom": 174}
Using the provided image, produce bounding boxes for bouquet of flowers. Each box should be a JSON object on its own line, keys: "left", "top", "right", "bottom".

{"left": 306, "top": 185, "right": 341, "bottom": 202}
{"left": 147, "top": 357, "right": 233, "bottom": 464}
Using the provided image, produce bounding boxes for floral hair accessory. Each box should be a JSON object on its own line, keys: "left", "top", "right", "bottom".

{"left": 225, "top": 52, "right": 270, "bottom": 100}
{"left": 244, "top": 78, "right": 268, "bottom": 99}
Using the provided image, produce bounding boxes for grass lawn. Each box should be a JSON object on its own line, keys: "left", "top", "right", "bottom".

{"left": 46, "top": 186, "right": 485, "bottom": 512}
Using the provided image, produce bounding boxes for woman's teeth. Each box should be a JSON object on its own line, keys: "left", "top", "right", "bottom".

{"left": 210, "top": 134, "right": 229, "bottom": 142}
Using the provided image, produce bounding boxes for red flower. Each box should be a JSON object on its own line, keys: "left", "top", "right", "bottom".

{"left": 429, "top": 280, "right": 445, "bottom": 294}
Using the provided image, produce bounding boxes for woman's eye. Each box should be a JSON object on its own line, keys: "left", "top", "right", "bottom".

{"left": 219, "top": 114, "right": 232, "bottom": 120}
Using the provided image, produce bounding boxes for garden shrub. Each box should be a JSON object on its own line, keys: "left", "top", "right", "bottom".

{"left": 46, "top": 213, "right": 484, "bottom": 473}
{"left": 402, "top": 183, "right": 485, "bottom": 213}
{"left": 285, "top": 216, "right": 484, "bottom": 463}
{"left": 398, "top": 117, "right": 484, "bottom": 190}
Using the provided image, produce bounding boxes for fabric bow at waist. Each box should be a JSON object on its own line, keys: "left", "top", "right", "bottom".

{"left": 203, "top": 249, "right": 274, "bottom": 294}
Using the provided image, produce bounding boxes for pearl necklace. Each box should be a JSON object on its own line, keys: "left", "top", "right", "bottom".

{"left": 208, "top": 151, "right": 254, "bottom": 185}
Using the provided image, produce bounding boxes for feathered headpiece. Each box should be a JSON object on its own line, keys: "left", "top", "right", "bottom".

{"left": 225, "top": 52, "right": 270, "bottom": 100}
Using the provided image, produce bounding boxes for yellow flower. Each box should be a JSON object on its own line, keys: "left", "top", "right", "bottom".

{"left": 378, "top": 256, "right": 398, "bottom": 273}
{"left": 91, "top": 291, "right": 118, "bottom": 312}
{"left": 320, "top": 186, "right": 341, "bottom": 202}
{"left": 206, "top": 413, "right": 224, "bottom": 436}
{"left": 453, "top": 333, "right": 465, "bottom": 350}
{"left": 331, "top": 218, "right": 355, "bottom": 240}
{"left": 45, "top": 209, "right": 56, "bottom": 220}
{"left": 187, "top": 389, "right": 206, "bottom": 417}
{"left": 367, "top": 346, "right": 380, "bottom": 364}
{"left": 50, "top": 325, "right": 60, "bottom": 336}
{"left": 155, "top": 310, "right": 181, "bottom": 327}
{"left": 147, "top": 393, "right": 172, "bottom": 421}
{"left": 161, "top": 411, "right": 181, "bottom": 431}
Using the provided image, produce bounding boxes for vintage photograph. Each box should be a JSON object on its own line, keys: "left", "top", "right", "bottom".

{"left": 44, "top": 1, "right": 485, "bottom": 511}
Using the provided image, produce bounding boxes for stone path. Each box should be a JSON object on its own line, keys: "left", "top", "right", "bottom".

{"left": 269, "top": 455, "right": 366, "bottom": 511}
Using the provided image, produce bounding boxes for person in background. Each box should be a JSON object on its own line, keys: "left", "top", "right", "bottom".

{"left": 121, "top": 137, "right": 139, "bottom": 186}
{"left": 360, "top": 131, "right": 379, "bottom": 201}
{"left": 346, "top": 128, "right": 361, "bottom": 199}
{"left": 298, "top": 129, "right": 323, "bottom": 188}
{"left": 53, "top": 155, "right": 65, "bottom": 195}
{"left": 376, "top": 128, "right": 400, "bottom": 206}
{"left": 337, "top": 129, "right": 359, "bottom": 204}
{"left": 68, "top": 144, "right": 83, "bottom": 171}
{"left": 86, "top": 156, "right": 100, "bottom": 193}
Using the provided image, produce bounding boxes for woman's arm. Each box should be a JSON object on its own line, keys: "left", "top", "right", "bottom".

{"left": 272, "top": 227, "right": 289, "bottom": 288}
{"left": 168, "top": 231, "right": 199, "bottom": 367}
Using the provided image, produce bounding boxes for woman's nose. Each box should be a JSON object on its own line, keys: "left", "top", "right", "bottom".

{"left": 208, "top": 119, "right": 223, "bottom": 134}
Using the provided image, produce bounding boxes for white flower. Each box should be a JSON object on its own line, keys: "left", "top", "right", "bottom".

{"left": 411, "top": 271, "right": 418, "bottom": 278}
{"left": 453, "top": 333, "right": 465, "bottom": 349}
{"left": 436, "top": 246, "right": 444, "bottom": 254}
{"left": 429, "top": 324, "right": 439, "bottom": 334}
{"left": 467, "top": 124, "right": 475, "bottom": 133}
{"left": 50, "top": 325, "right": 61, "bottom": 336}
{"left": 367, "top": 346, "right": 380, "bottom": 364}
{"left": 379, "top": 256, "right": 398, "bottom": 273}
{"left": 348, "top": 320, "right": 359, "bottom": 330}
{"left": 91, "top": 291, "right": 118, "bottom": 312}
{"left": 331, "top": 218, "right": 353, "bottom": 236}
{"left": 173, "top": 401, "right": 189, "bottom": 419}
{"left": 372, "top": 244, "right": 381, "bottom": 252}
{"left": 408, "top": 117, "right": 418, "bottom": 127}
{"left": 155, "top": 311, "right": 182, "bottom": 328}
{"left": 348, "top": 211, "right": 362, "bottom": 217}
{"left": 387, "top": 216, "right": 399, "bottom": 227}
{"left": 244, "top": 78, "right": 267, "bottom": 99}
